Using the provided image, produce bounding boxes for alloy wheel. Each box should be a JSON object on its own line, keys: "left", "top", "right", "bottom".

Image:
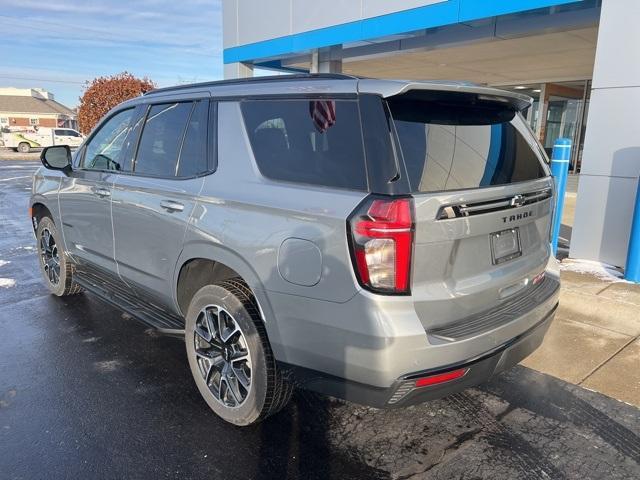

{"left": 40, "top": 228, "right": 60, "bottom": 285}
{"left": 193, "top": 305, "right": 252, "bottom": 408}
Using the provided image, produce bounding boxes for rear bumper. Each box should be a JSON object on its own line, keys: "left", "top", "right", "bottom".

{"left": 279, "top": 303, "right": 556, "bottom": 408}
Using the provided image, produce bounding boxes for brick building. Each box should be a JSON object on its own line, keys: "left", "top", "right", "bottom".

{"left": 0, "top": 87, "right": 77, "bottom": 130}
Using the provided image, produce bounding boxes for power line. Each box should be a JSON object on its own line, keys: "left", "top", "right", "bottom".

{"left": 0, "top": 75, "right": 85, "bottom": 85}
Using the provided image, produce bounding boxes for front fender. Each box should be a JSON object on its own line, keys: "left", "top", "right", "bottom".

{"left": 30, "top": 168, "right": 63, "bottom": 242}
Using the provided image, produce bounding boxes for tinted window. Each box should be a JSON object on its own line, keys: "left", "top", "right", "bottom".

{"left": 359, "top": 94, "right": 403, "bottom": 193}
{"left": 83, "top": 108, "right": 135, "bottom": 171}
{"left": 54, "top": 129, "right": 64, "bottom": 135}
{"left": 135, "top": 102, "right": 192, "bottom": 177}
{"left": 177, "top": 100, "right": 209, "bottom": 177}
{"left": 389, "top": 100, "right": 546, "bottom": 192}
{"left": 241, "top": 99, "right": 367, "bottom": 190}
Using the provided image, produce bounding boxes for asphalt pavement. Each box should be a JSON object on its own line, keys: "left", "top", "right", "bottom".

{"left": 1, "top": 158, "right": 639, "bottom": 479}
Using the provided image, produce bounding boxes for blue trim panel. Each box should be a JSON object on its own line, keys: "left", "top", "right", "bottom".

{"left": 224, "top": 0, "right": 582, "bottom": 64}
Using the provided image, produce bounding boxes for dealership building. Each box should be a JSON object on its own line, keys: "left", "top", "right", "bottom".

{"left": 223, "top": 0, "right": 639, "bottom": 269}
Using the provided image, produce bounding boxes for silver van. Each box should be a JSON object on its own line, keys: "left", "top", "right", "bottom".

{"left": 31, "top": 74, "right": 560, "bottom": 426}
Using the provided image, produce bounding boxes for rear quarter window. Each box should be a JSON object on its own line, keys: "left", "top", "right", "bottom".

{"left": 389, "top": 99, "right": 546, "bottom": 193}
{"left": 240, "top": 99, "right": 367, "bottom": 191}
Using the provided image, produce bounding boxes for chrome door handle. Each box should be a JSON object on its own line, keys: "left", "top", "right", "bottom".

{"left": 160, "top": 200, "right": 184, "bottom": 212}
{"left": 93, "top": 187, "right": 111, "bottom": 198}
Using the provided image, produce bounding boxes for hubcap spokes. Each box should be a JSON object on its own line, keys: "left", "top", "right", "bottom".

{"left": 40, "top": 228, "right": 60, "bottom": 285}
{"left": 194, "top": 305, "right": 251, "bottom": 408}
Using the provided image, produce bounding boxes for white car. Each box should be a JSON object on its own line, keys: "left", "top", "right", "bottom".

{"left": 1, "top": 127, "right": 83, "bottom": 153}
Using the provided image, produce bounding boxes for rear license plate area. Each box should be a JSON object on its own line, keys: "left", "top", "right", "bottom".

{"left": 490, "top": 228, "right": 522, "bottom": 265}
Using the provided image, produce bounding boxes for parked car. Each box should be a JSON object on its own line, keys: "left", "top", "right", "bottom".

{"left": 1, "top": 126, "right": 83, "bottom": 153}
{"left": 30, "top": 74, "right": 560, "bottom": 426}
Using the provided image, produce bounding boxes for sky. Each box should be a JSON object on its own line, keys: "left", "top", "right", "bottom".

{"left": 0, "top": 0, "right": 223, "bottom": 107}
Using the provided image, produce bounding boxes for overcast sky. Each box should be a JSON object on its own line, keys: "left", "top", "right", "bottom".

{"left": 0, "top": 0, "right": 223, "bottom": 107}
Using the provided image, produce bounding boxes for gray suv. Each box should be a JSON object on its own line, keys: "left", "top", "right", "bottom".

{"left": 31, "top": 74, "right": 560, "bottom": 426}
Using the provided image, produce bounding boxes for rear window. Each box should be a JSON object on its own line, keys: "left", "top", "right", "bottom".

{"left": 388, "top": 98, "right": 546, "bottom": 193}
{"left": 240, "top": 99, "right": 367, "bottom": 190}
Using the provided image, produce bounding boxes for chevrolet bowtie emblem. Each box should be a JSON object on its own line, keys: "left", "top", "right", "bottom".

{"left": 510, "top": 194, "right": 526, "bottom": 208}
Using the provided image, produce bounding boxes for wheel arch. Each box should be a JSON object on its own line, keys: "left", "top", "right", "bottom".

{"left": 174, "top": 243, "right": 275, "bottom": 328}
{"left": 30, "top": 201, "right": 54, "bottom": 232}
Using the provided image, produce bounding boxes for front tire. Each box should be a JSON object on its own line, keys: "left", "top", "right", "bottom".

{"left": 18, "top": 142, "right": 31, "bottom": 153}
{"left": 185, "top": 279, "right": 292, "bottom": 426}
{"left": 36, "top": 216, "right": 83, "bottom": 296}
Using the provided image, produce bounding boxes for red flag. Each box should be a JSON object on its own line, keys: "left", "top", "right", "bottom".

{"left": 309, "top": 100, "right": 336, "bottom": 133}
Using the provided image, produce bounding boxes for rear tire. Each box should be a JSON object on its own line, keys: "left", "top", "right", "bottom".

{"left": 18, "top": 142, "right": 30, "bottom": 154}
{"left": 36, "top": 216, "right": 83, "bottom": 296}
{"left": 185, "top": 278, "right": 292, "bottom": 426}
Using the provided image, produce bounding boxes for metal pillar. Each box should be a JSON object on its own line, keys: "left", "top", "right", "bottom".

{"left": 550, "top": 138, "right": 572, "bottom": 256}
{"left": 310, "top": 46, "right": 342, "bottom": 74}
{"left": 625, "top": 178, "right": 640, "bottom": 282}
{"left": 224, "top": 62, "right": 254, "bottom": 80}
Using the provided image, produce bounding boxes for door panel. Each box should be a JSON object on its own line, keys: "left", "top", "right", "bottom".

{"left": 111, "top": 176, "right": 203, "bottom": 312}
{"left": 59, "top": 107, "right": 139, "bottom": 277}
{"left": 110, "top": 98, "right": 210, "bottom": 313}
{"left": 58, "top": 170, "right": 115, "bottom": 273}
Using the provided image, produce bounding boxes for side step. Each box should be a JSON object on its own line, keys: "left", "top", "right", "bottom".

{"left": 74, "top": 273, "right": 185, "bottom": 337}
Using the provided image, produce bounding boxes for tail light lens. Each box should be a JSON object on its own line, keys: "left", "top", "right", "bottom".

{"left": 348, "top": 196, "right": 414, "bottom": 294}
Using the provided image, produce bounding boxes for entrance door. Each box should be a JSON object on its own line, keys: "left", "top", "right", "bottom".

{"left": 539, "top": 82, "right": 587, "bottom": 169}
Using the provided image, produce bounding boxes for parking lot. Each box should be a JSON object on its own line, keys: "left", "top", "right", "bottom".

{"left": 1, "top": 155, "right": 639, "bottom": 479}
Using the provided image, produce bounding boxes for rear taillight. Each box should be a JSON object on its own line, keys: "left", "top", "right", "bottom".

{"left": 348, "top": 196, "right": 414, "bottom": 294}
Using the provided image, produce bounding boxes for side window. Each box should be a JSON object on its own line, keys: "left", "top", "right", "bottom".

{"left": 134, "top": 102, "right": 192, "bottom": 177}
{"left": 176, "top": 100, "right": 209, "bottom": 177}
{"left": 54, "top": 129, "right": 63, "bottom": 136}
{"left": 83, "top": 108, "right": 135, "bottom": 171}
{"left": 240, "top": 99, "right": 367, "bottom": 190}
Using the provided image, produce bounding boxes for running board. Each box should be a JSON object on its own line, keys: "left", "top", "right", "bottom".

{"left": 74, "top": 274, "right": 185, "bottom": 337}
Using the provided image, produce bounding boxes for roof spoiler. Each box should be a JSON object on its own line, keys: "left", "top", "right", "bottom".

{"left": 358, "top": 79, "right": 532, "bottom": 112}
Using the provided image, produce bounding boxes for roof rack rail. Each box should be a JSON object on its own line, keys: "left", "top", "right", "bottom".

{"left": 144, "top": 73, "right": 358, "bottom": 96}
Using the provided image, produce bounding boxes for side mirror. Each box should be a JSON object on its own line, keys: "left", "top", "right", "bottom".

{"left": 41, "top": 145, "right": 72, "bottom": 173}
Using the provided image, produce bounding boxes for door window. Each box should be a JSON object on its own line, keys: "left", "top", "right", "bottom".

{"left": 176, "top": 100, "right": 209, "bottom": 177}
{"left": 83, "top": 108, "right": 136, "bottom": 171}
{"left": 134, "top": 102, "right": 192, "bottom": 177}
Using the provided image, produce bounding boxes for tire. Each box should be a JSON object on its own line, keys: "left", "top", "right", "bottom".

{"left": 185, "top": 278, "right": 293, "bottom": 426}
{"left": 36, "top": 216, "right": 83, "bottom": 296}
{"left": 18, "top": 142, "right": 30, "bottom": 154}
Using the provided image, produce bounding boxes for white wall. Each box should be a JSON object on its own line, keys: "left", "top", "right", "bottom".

{"left": 223, "top": 0, "right": 446, "bottom": 48}
{"left": 570, "top": 0, "right": 640, "bottom": 267}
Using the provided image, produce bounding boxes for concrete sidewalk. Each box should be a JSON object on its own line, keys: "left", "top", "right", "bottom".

{"left": 523, "top": 183, "right": 640, "bottom": 407}
{"left": 522, "top": 266, "right": 640, "bottom": 408}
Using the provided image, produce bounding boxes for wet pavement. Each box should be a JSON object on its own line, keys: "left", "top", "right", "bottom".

{"left": 1, "top": 160, "right": 639, "bottom": 479}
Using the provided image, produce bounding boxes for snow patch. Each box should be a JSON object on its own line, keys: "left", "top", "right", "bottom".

{"left": 560, "top": 259, "right": 627, "bottom": 283}
{"left": 0, "top": 278, "right": 16, "bottom": 288}
{"left": 94, "top": 360, "right": 122, "bottom": 373}
{"left": 0, "top": 260, "right": 9, "bottom": 267}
